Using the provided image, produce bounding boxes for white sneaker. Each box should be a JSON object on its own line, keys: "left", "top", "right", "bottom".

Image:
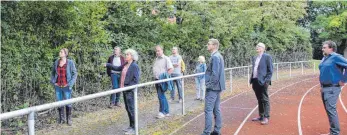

{"left": 165, "top": 113, "right": 170, "bottom": 117}
{"left": 178, "top": 99, "right": 183, "bottom": 103}
{"left": 123, "top": 127, "right": 132, "bottom": 132}
{"left": 124, "top": 128, "right": 135, "bottom": 135}
{"left": 156, "top": 112, "right": 165, "bottom": 119}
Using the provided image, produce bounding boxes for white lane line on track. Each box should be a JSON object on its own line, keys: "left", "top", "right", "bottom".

{"left": 234, "top": 77, "right": 317, "bottom": 135}
{"left": 297, "top": 84, "right": 320, "bottom": 135}
{"left": 169, "top": 91, "right": 249, "bottom": 135}
{"left": 339, "top": 86, "right": 347, "bottom": 114}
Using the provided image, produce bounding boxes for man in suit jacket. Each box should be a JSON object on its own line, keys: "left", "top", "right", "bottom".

{"left": 106, "top": 46, "right": 125, "bottom": 108}
{"left": 250, "top": 42, "right": 273, "bottom": 125}
{"left": 202, "top": 38, "right": 226, "bottom": 135}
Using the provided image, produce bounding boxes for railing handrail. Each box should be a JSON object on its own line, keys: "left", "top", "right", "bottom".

{"left": 0, "top": 61, "right": 310, "bottom": 120}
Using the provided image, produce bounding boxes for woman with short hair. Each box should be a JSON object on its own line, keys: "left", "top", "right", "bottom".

{"left": 194, "top": 56, "right": 207, "bottom": 101}
{"left": 105, "top": 49, "right": 140, "bottom": 135}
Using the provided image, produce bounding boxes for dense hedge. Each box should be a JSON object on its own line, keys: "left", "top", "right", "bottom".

{"left": 1, "top": 1, "right": 314, "bottom": 127}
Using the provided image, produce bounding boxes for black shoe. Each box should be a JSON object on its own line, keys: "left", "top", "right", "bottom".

{"left": 57, "top": 107, "right": 65, "bottom": 124}
{"left": 210, "top": 131, "right": 221, "bottom": 135}
{"left": 66, "top": 106, "right": 72, "bottom": 126}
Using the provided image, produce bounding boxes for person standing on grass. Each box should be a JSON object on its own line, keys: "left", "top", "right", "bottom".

{"left": 202, "top": 39, "right": 225, "bottom": 135}
{"left": 105, "top": 49, "right": 140, "bottom": 135}
{"left": 106, "top": 46, "right": 125, "bottom": 108}
{"left": 50, "top": 48, "right": 77, "bottom": 126}
{"left": 195, "top": 56, "right": 207, "bottom": 101}
{"left": 249, "top": 42, "right": 273, "bottom": 125}
{"left": 169, "top": 47, "right": 183, "bottom": 103}
{"left": 153, "top": 45, "right": 174, "bottom": 119}
{"left": 319, "top": 40, "right": 347, "bottom": 135}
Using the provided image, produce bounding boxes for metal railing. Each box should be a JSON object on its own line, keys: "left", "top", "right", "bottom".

{"left": 0, "top": 61, "right": 316, "bottom": 135}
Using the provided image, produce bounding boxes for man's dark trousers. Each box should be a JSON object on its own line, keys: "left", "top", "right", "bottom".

{"left": 252, "top": 78, "right": 270, "bottom": 119}
{"left": 321, "top": 86, "right": 341, "bottom": 135}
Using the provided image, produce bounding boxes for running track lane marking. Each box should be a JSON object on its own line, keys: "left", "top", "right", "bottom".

{"left": 169, "top": 91, "right": 249, "bottom": 135}
{"left": 297, "top": 85, "right": 346, "bottom": 135}
{"left": 297, "top": 84, "right": 320, "bottom": 135}
{"left": 234, "top": 77, "right": 317, "bottom": 135}
{"left": 339, "top": 86, "right": 347, "bottom": 114}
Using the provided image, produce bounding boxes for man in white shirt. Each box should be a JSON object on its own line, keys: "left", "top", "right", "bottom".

{"left": 249, "top": 43, "right": 273, "bottom": 125}
{"left": 106, "top": 47, "right": 125, "bottom": 108}
{"left": 153, "top": 45, "right": 173, "bottom": 119}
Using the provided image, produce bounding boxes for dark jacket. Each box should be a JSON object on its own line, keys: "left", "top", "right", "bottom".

{"left": 106, "top": 61, "right": 140, "bottom": 87}
{"left": 249, "top": 53, "right": 273, "bottom": 86}
{"left": 106, "top": 55, "right": 125, "bottom": 76}
{"left": 205, "top": 51, "right": 226, "bottom": 91}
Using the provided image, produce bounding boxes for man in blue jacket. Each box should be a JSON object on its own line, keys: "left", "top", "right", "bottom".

{"left": 250, "top": 42, "right": 273, "bottom": 125}
{"left": 202, "top": 38, "right": 226, "bottom": 135}
{"left": 319, "top": 40, "right": 347, "bottom": 135}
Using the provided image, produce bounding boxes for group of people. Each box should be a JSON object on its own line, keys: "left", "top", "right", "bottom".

{"left": 49, "top": 39, "right": 344, "bottom": 135}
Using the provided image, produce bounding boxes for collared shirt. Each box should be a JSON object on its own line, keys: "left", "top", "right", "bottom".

{"left": 253, "top": 53, "right": 263, "bottom": 78}
{"left": 169, "top": 54, "right": 182, "bottom": 74}
{"left": 153, "top": 55, "right": 173, "bottom": 79}
{"left": 319, "top": 52, "right": 347, "bottom": 85}
{"left": 56, "top": 62, "right": 68, "bottom": 86}
{"left": 112, "top": 55, "right": 121, "bottom": 74}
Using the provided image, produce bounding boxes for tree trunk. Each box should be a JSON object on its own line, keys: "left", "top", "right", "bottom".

{"left": 342, "top": 39, "right": 347, "bottom": 58}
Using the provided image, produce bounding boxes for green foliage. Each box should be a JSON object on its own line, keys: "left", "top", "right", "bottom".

{"left": 308, "top": 1, "right": 347, "bottom": 58}
{"left": 1, "top": 1, "right": 315, "bottom": 132}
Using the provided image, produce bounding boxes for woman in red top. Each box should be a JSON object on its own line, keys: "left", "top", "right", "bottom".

{"left": 50, "top": 48, "right": 77, "bottom": 126}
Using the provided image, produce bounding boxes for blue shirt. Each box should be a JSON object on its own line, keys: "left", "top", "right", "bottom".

{"left": 319, "top": 52, "right": 347, "bottom": 85}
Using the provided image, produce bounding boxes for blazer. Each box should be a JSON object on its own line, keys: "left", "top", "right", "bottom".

{"left": 205, "top": 51, "right": 226, "bottom": 91}
{"left": 106, "top": 61, "right": 140, "bottom": 87}
{"left": 50, "top": 59, "right": 78, "bottom": 90}
{"left": 249, "top": 53, "right": 273, "bottom": 86}
{"left": 106, "top": 55, "right": 125, "bottom": 76}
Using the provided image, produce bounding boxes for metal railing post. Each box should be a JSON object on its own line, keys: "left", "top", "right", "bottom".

{"left": 313, "top": 61, "right": 316, "bottom": 73}
{"left": 290, "top": 63, "right": 292, "bottom": 77}
{"left": 230, "top": 69, "right": 233, "bottom": 93}
{"left": 247, "top": 66, "right": 250, "bottom": 87}
{"left": 182, "top": 78, "right": 185, "bottom": 115}
{"left": 134, "top": 87, "right": 139, "bottom": 135}
{"left": 301, "top": 62, "right": 304, "bottom": 75}
{"left": 28, "top": 111, "right": 35, "bottom": 135}
{"left": 276, "top": 63, "right": 279, "bottom": 80}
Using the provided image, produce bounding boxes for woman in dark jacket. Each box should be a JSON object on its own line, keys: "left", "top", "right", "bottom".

{"left": 105, "top": 49, "right": 140, "bottom": 135}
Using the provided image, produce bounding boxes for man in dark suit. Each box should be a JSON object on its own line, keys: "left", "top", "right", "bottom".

{"left": 202, "top": 38, "right": 226, "bottom": 135}
{"left": 249, "top": 42, "right": 273, "bottom": 125}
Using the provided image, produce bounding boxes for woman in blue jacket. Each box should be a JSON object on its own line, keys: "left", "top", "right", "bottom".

{"left": 194, "top": 56, "right": 207, "bottom": 101}
{"left": 50, "top": 48, "right": 77, "bottom": 126}
{"left": 105, "top": 49, "right": 140, "bottom": 135}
